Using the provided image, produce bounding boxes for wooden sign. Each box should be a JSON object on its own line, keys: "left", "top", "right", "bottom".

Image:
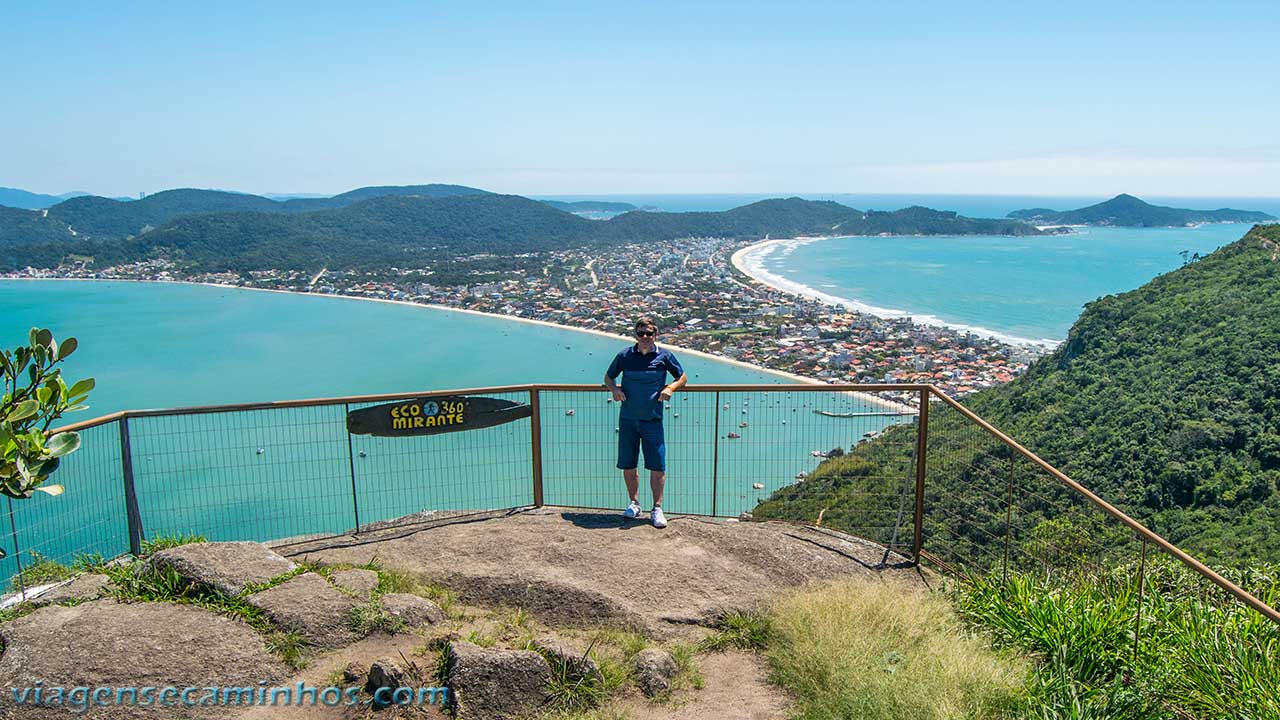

{"left": 346, "top": 396, "right": 531, "bottom": 437}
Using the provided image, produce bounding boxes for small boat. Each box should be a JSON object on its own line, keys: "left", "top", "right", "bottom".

{"left": 739, "top": 422, "right": 748, "bottom": 428}
{"left": 751, "top": 482, "right": 764, "bottom": 490}
{"left": 358, "top": 450, "right": 367, "bottom": 458}
{"left": 811, "top": 450, "right": 829, "bottom": 458}
{"left": 795, "top": 472, "right": 807, "bottom": 480}
{"left": 727, "top": 432, "right": 741, "bottom": 439}
{"left": 256, "top": 448, "right": 265, "bottom": 455}
{"left": 673, "top": 413, "right": 680, "bottom": 418}
{"left": 606, "top": 398, "right": 613, "bottom": 403}
{"left": 722, "top": 403, "right": 730, "bottom": 410}
{"left": 565, "top": 409, "right": 575, "bottom": 416}
{"left": 782, "top": 420, "right": 787, "bottom": 425}
{"left": 741, "top": 409, "right": 748, "bottom": 414}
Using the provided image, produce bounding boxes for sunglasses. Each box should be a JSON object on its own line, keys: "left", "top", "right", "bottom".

{"left": 635, "top": 330, "right": 655, "bottom": 337}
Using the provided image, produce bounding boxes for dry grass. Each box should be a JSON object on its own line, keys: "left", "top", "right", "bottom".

{"left": 767, "top": 578, "right": 1023, "bottom": 720}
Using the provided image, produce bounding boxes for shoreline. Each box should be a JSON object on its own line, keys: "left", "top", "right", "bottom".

{"left": 730, "top": 237, "right": 1061, "bottom": 349}
{"left": 0, "top": 275, "right": 914, "bottom": 414}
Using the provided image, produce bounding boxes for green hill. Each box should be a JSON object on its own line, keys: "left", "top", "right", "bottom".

{"left": 757, "top": 223, "right": 1280, "bottom": 563}
{"left": 1008, "top": 194, "right": 1276, "bottom": 227}
{"left": 0, "top": 193, "right": 1044, "bottom": 273}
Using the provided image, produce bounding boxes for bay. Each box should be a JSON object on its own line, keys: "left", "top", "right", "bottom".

{"left": 745, "top": 224, "right": 1255, "bottom": 344}
{"left": 0, "top": 281, "right": 909, "bottom": 581}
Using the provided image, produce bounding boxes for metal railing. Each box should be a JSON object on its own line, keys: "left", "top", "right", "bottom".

{"left": 5, "top": 383, "right": 1277, "bottom": 637}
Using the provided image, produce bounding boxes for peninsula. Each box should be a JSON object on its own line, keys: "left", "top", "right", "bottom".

{"left": 1008, "top": 193, "right": 1276, "bottom": 227}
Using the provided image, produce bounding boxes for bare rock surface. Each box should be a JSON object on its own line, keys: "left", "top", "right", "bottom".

{"left": 329, "top": 569, "right": 379, "bottom": 598}
{"left": 0, "top": 599, "right": 287, "bottom": 719}
{"left": 245, "top": 573, "right": 360, "bottom": 648}
{"left": 287, "top": 508, "right": 920, "bottom": 633}
{"left": 447, "top": 641, "right": 551, "bottom": 720}
{"left": 633, "top": 647, "right": 679, "bottom": 697}
{"left": 24, "top": 573, "right": 110, "bottom": 607}
{"left": 379, "top": 593, "right": 445, "bottom": 627}
{"left": 148, "top": 541, "right": 295, "bottom": 596}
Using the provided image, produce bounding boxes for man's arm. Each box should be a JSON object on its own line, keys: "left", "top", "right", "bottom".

{"left": 604, "top": 373, "right": 626, "bottom": 402}
{"left": 604, "top": 353, "right": 626, "bottom": 401}
{"left": 658, "top": 372, "right": 687, "bottom": 402}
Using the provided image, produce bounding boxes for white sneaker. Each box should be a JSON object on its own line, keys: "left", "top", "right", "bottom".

{"left": 650, "top": 507, "right": 667, "bottom": 529}
{"left": 624, "top": 500, "right": 642, "bottom": 519}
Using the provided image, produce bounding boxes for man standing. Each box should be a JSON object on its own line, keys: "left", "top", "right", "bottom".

{"left": 604, "top": 317, "right": 688, "bottom": 528}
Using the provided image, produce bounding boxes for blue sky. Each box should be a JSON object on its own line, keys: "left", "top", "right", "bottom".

{"left": 3, "top": 1, "right": 1278, "bottom": 197}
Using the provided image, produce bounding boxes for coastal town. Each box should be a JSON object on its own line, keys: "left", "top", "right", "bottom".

{"left": 4, "top": 237, "right": 1050, "bottom": 406}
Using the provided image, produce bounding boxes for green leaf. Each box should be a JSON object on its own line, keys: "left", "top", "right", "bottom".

{"left": 57, "top": 337, "right": 77, "bottom": 360}
{"left": 46, "top": 432, "right": 80, "bottom": 458}
{"left": 33, "top": 328, "right": 52, "bottom": 348}
{"left": 68, "top": 378, "right": 95, "bottom": 398}
{"left": 7, "top": 399, "right": 38, "bottom": 422}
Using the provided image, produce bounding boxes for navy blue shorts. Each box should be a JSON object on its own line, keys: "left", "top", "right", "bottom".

{"left": 617, "top": 417, "right": 666, "bottom": 471}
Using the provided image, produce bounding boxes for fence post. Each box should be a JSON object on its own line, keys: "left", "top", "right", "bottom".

{"left": 912, "top": 387, "right": 929, "bottom": 564}
{"left": 1133, "top": 537, "right": 1149, "bottom": 667}
{"left": 118, "top": 417, "right": 144, "bottom": 557}
{"left": 710, "top": 391, "right": 721, "bottom": 517}
{"left": 343, "top": 403, "right": 362, "bottom": 534}
{"left": 530, "top": 389, "right": 543, "bottom": 507}
{"left": 6, "top": 497, "right": 25, "bottom": 599}
{"left": 1003, "top": 446, "right": 1015, "bottom": 585}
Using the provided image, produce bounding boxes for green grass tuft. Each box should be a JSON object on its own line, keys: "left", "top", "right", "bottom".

{"left": 349, "top": 600, "right": 406, "bottom": 635}
{"left": 767, "top": 578, "right": 1023, "bottom": 720}
{"left": 140, "top": 533, "right": 206, "bottom": 555}
{"left": 699, "top": 609, "right": 772, "bottom": 652}
{"left": 954, "top": 561, "right": 1280, "bottom": 719}
{"left": 8, "top": 552, "right": 74, "bottom": 591}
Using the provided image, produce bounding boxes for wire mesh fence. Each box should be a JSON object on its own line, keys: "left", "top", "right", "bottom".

{"left": 2, "top": 418, "right": 126, "bottom": 590}
{"left": 536, "top": 387, "right": 916, "bottom": 520}
{"left": 4, "top": 381, "right": 1277, "bottom": 656}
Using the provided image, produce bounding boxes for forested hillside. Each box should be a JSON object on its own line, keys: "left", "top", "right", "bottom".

{"left": 0, "top": 193, "right": 1044, "bottom": 273}
{"left": 1008, "top": 193, "right": 1276, "bottom": 227}
{"left": 758, "top": 224, "right": 1280, "bottom": 563}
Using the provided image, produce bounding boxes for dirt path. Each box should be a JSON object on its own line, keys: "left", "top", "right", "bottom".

{"left": 615, "top": 650, "right": 791, "bottom": 720}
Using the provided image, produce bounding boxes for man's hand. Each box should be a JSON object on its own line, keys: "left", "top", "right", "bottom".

{"left": 611, "top": 388, "right": 627, "bottom": 402}
{"left": 658, "top": 386, "right": 674, "bottom": 402}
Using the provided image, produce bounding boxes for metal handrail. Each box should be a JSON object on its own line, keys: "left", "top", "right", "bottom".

{"left": 926, "top": 387, "right": 1280, "bottom": 626}
{"left": 39, "top": 381, "right": 1279, "bottom": 627}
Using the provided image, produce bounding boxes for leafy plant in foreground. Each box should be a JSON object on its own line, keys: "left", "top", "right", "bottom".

{"left": 0, "top": 327, "right": 94, "bottom": 558}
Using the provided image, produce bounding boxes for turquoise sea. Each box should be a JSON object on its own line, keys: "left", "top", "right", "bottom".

{"left": 0, "top": 281, "right": 910, "bottom": 582}
{"left": 745, "top": 224, "right": 1258, "bottom": 344}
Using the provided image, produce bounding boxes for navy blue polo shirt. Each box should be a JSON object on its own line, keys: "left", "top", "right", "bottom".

{"left": 606, "top": 345, "right": 685, "bottom": 420}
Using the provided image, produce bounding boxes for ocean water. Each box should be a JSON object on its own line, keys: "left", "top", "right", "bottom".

{"left": 741, "top": 223, "right": 1257, "bottom": 344}
{"left": 0, "top": 281, "right": 910, "bottom": 579}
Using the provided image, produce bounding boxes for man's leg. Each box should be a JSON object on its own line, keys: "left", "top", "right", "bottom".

{"left": 649, "top": 470, "right": 665, "bottom": 507}
{"left": 624, "top": 468, "right": 640, "bottom": 503}
{"left": 618, "top": 419, "right": 643, "bottom": 517}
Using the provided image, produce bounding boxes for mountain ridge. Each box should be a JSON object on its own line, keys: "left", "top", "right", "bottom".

{"left": 1008, "top": 193, "right": 1276, "bottom": 227}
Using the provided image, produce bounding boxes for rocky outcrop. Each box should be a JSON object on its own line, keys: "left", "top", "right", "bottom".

{"left": 24, "top": 573, "right": 110, "bottom": 607}
{"left": 633, "top": 648, "right": 679, "bottom": 697}
{"left": 0, "top": 600, "right": 288, "bottom": 718}
{"left": 147, "top": 541, "right": 294, "bottom": 596}
{"left": 447, "top": 641, "right": 551, "bottom": 720}
{"left": 330, "top": 568, "right": 379, "bottom": 598}
{"left": 245, "top": 573, "right": 360, "bottom": 648}
{"left": 379, "top": 593, "right": 445, "bottom": 627}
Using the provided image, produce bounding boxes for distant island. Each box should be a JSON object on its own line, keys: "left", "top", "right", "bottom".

{"left": 1008, "top": 193, "right": 1276, "bottom": 227}
{"left": 541, "top": 200, "right": 639, "bottom": 213}
{"left": 0, "top": 185, "right": 1044, "bottom": 273}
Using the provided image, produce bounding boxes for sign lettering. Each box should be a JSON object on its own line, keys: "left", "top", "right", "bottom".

{"left": 346, "top": 396, "right": 531, "bottom": 437}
